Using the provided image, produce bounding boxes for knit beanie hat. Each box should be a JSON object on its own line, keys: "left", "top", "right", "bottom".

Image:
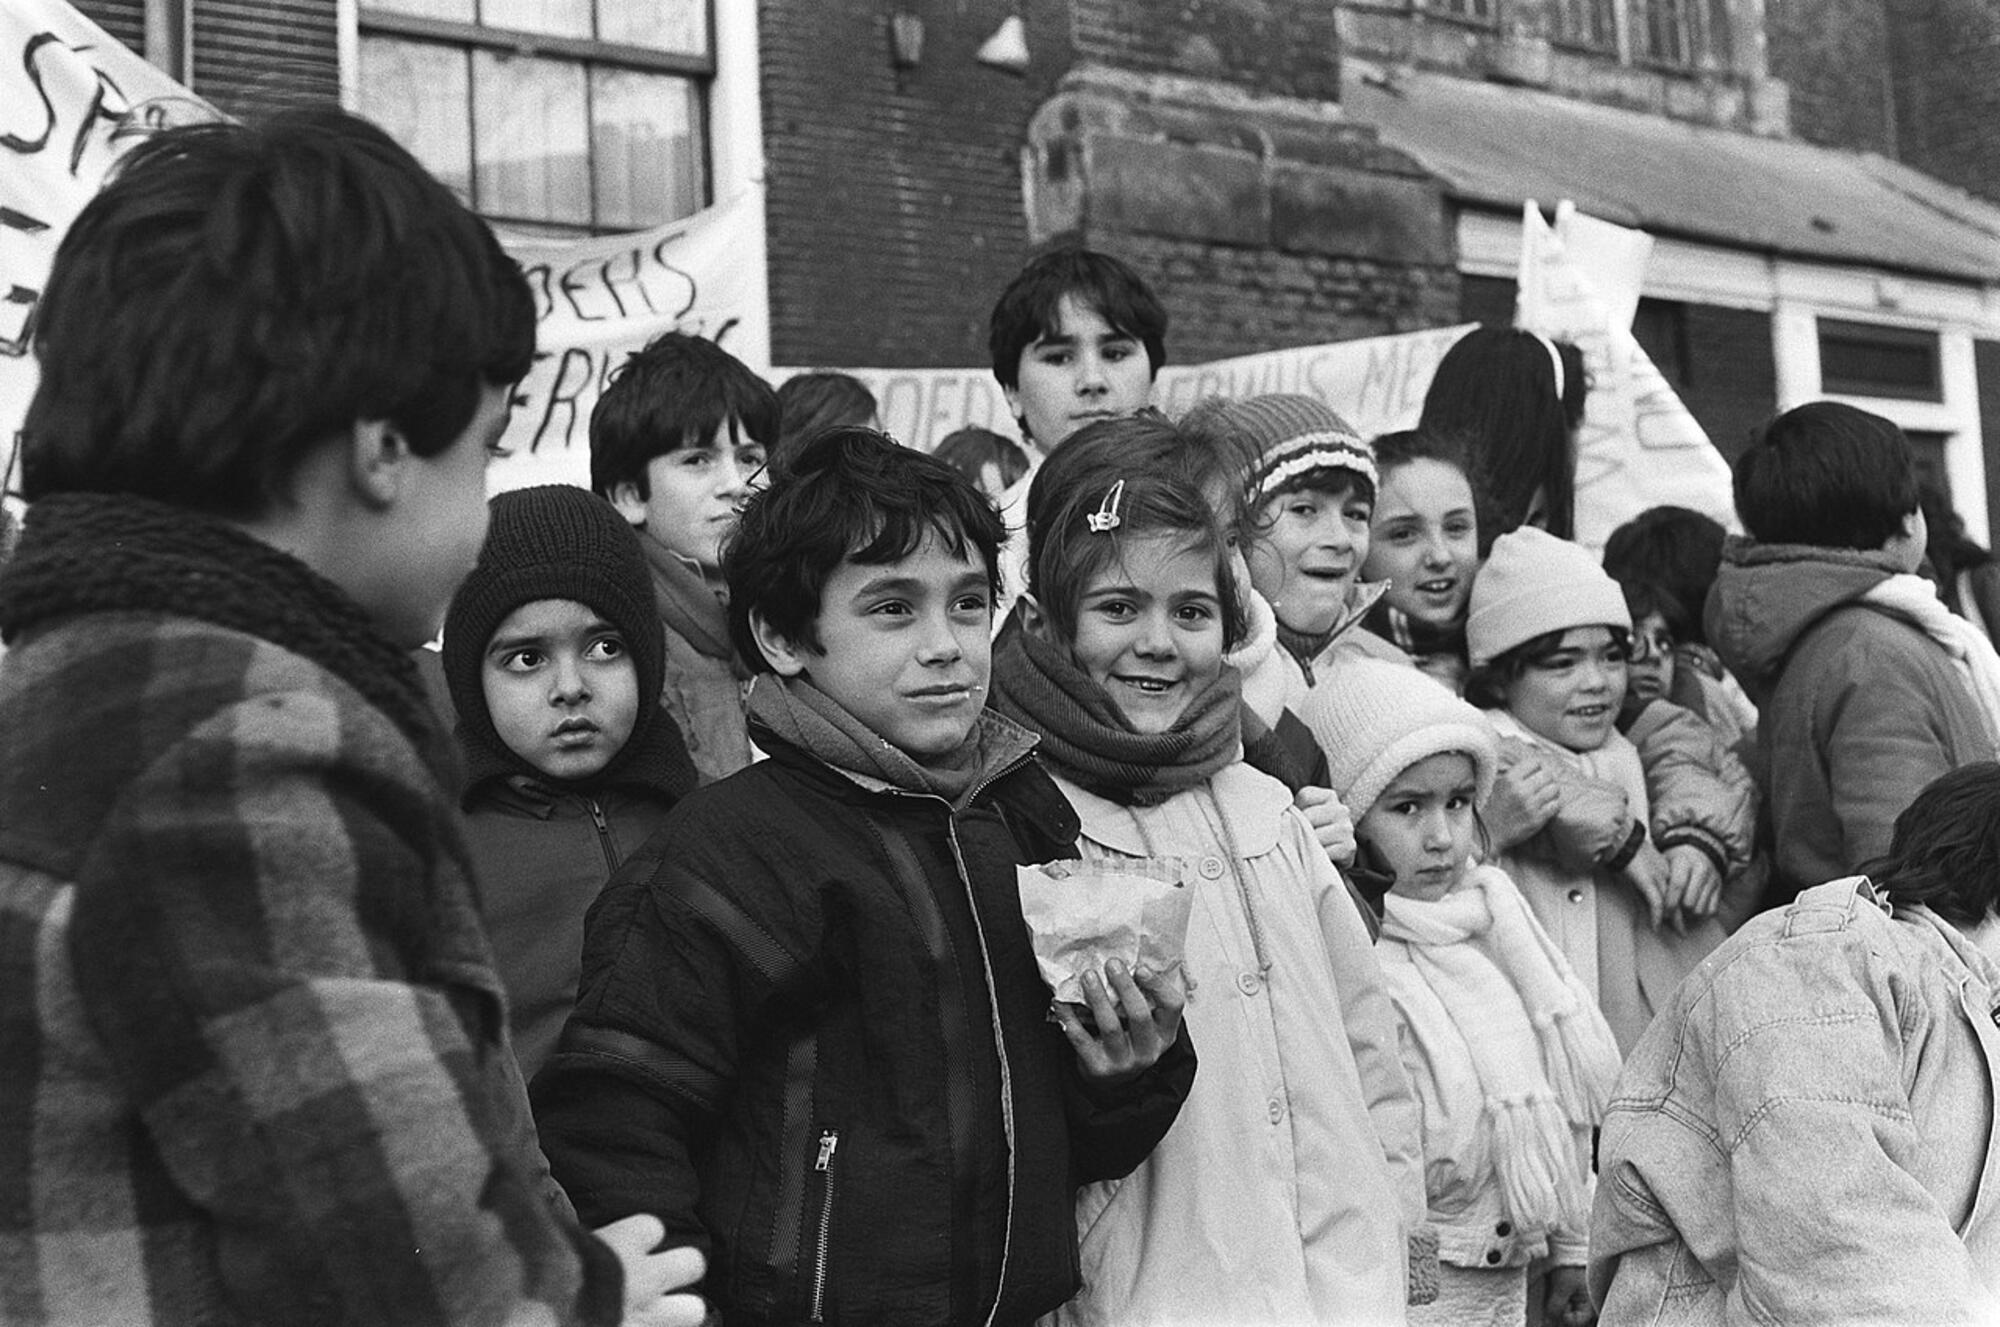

{"left": 1302, "top": 658, "right": 1498, "bottom": 818}
{"left": 1465, "top": 526, "right": 1631, "bottom": 669}
{"left": 442, "top": 485, "right": 667, "bottom": 781}
{"left": 1214, "top": 394, "right": 1377, "bottom": 508}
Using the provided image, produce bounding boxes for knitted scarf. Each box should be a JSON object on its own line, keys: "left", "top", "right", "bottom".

{"left": 641, "top": 534, "right": 749, "bottom": 677}
{"left": 987, "top": 620, "right": 1242, "bottom": 808}
{"left": 0, "top": 491, "right": 452, "bottom": 776}
{"left": 747, "top": 674, "right": 1035, "bottom": 811}
{"left": 1863, "top": 572, "right": 2000, "bottom": 753}
{"left": 1274, "top": 580, "right": 1389, "bottom": 684}
{"left": 1380, "top": 863, "right": 1622, "bottom": 1235}
{"left": 1363, "top": 596, "right": 1468, "bottom": 674}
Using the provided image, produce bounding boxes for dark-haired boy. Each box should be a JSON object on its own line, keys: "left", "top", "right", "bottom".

{"left": 0, "top": 110, "right": 696, "bottom": 1324}
{"left": 1708, "top": 401, "right": 1996, "bottom": 906}
{"left": 987, "top": 248, "right": 1169, "bottom": 622}
{"left": 591, "top": 331, "right": 778, "bottom": 782}
{"left": 535, "top": 427, "right": 1195, "bottom": 1327}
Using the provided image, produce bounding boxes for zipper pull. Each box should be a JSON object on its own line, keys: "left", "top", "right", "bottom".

{"left": 589, "top": 799, "right": 609, "bottom": 834}
{"left": 815, "top": 1130, "right": 839, "bottom": 1171}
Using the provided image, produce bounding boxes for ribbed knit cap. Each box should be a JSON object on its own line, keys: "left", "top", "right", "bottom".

{"left": 1301, "top": 658, "right": 1498, "bottom": 818}
{"left": 1465, "top": 526, "right": 1631, "bottom": 668}
{"left": 442, "top": 485, "right": 666, "bottom": 769}
{"left": 1215, "top": 394, "right": 1377, "bottom": 506}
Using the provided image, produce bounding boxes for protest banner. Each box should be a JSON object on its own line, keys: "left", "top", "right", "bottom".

{"left": 1516, "top": 199, "right": 1738, "bottom": 547}
{"left": 0, "top": 0, "right": 215, "bottom": 499}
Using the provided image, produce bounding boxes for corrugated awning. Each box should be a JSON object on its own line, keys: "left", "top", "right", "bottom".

{"left": 1342, "top": 63, "right": 2000, "bottom": 285}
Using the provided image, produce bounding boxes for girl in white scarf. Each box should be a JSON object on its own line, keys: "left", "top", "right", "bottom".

{"left": 1305, "top": 660, "right": 1624, "bottom": 1327}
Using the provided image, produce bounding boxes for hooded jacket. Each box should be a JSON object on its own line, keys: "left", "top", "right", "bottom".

{"left": 1707, "top": 540, "right": 1993, "bottom": 904}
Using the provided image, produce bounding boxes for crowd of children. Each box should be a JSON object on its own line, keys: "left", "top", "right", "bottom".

{"left": 3, "top": 107, "right": 1999, "bottom": 1327}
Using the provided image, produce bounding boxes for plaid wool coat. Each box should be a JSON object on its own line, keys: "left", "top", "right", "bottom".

{"left": 0, "top": 609, "right": 622, "bottom": 1325}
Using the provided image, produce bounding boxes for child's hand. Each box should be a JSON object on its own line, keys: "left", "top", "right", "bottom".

{"left": 1543, "top": 1264, "right": 1596, "bottom": 1327}
{"left": 1294, "top": 785, "right": 1357, "bottom": 867}
{"left": 1057, "top": 958, "right": 1187, "bottom": 1089}
{"left": 1622, "top": 838, "right": 1672, "bottom": 929}
{"left": 1485, "top": 751, "right": 1561, "bottom": 851}
{"left": 593, "top": 1213, "right": 708, "bottom": 1327}
{"left": 1664, "top": 845, "right": 1723, "bottom": 926}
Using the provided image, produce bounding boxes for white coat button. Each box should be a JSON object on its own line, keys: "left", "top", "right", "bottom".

{"left": 1567, "top": 888, "right": 1585, "bottom": 904}
{"left": 1267, "top": 1097, "right": 1285, "bottom": 1124}
{"left": 1237, "top": 971, "right": 1263, "bottom": 995}
{"left": 1199, "top": 856, "right": 1226, "bottom": 880}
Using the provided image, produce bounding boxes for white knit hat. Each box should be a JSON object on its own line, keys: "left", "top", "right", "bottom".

{"left": 1465, "top": 527, "right": 1631, "bottom": 669}
{"left": 1303, "top": 658, "right": 1499, "bottom": 818}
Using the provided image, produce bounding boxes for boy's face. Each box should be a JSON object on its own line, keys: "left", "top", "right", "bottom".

{"left": 1005, "top": 294, "right": 1154, "bottom": 453}
{"left": 481, "top": 597, "right": 640, "bottom": 781}
{"left": 1626, "top": 610, "right": 1676, "bottom": 705}
{"left": 755, "top": 527, "right": 993, "bottom": 760}
{"left": 611, "top": 421, "right": 768, "bottom": 576}
{"left": 373, "top": 383, "right": 511, "bottom": 647}
{"left": 1247, "top": 476, "right": 1373, "bottom": 637}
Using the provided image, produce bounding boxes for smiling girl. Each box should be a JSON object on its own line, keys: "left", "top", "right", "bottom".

{"left": 991, "top": 415, "right": 1434, "bottom": 1324}
{"left": 1306, "top": 660, "right": 1622, "bottom": 1327}
{"left": 1464, "top": 529, "right": 1727, "bottom": 1055}
{"left": 1362, "top": 428, "right": 1483, "bottom": 693}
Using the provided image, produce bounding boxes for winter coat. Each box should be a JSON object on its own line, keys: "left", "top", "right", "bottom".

{"left": 641, "top": 536, "right": 754, "bottom": 782}
{"left": 1623, "top": 698, "right": 1761, "bottom": 933}
{"left": 1488, "top": 714, "right": 1724, "bottom": 1056}
{"left": 532, "top": 730, "right": 1196, "bottom": 1327}
{"left": 1590, "top": 878, "right": 2000, "bottom": 1324}
{"left": 0, "top": 612, "right": 617, "bottom": 1325}
{"left": 462, "top": 776, "right": 679, "bottom": 1080}
{"left": 1046, "top": 763, "right": 1426, "bottom": 1327}
{"left": 1708, "top": 539, "right": 1994, "bottom": 904}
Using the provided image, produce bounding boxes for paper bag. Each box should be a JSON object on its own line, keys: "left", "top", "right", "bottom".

{"left": 1016, "top": 858, "right": 1194, "bottom": 1003}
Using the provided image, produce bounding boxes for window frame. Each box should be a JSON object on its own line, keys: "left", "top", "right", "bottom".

{"left": 1817, "top": 316, "right": 1946, "bottom": 404}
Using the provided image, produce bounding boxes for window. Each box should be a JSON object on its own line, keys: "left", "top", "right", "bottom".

{"left": 1818, "top": 318, "right": 1944, "bottom": 402}
{"left": 358, "top": 0, "right": 710, "bottom": 235}
{"left": 1554, "top": 0, "right": 1617, "bottom": 51}
{"left": 1630, "top": 0, "right": 1726, "bottom": 69}
{"left": 1418, "top": 0, "right": 1496, "bottom": 24}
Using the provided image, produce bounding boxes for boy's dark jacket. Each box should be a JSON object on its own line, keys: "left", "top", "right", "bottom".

{"left": 533, "top": 722, "right": 1197, "bottom": 1327}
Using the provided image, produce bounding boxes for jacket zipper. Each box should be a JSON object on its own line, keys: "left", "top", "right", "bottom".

{"left": 808, "top": 1128, "right": 840, "bottom": 1322}
{"left": 587, "top": 797, "right": 617, "bottom": 873}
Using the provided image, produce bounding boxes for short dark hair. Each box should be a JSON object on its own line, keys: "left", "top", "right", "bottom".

{"left": 1733, "top": 402, "right": 1918, "bottom": 551}
{"left": 1418, "top": 327, "right": 1585, "bottom": 549}
{"left": 1859, "top": 761, "right": 2000, "bottom": 928}
{"left": 932, "top": 426, "right": 1031, "bottom": 491}
{"left": 589, "top": 332, "right": 780, "bottom": 499}
{"left": 22, "top": 108, "right": 533, "bottom": 517}
{"left": 1370, "top": 426, "right": 1478, "bottom": 485}
{"left": 1617, "top": 577, "right": 1692, "bottom": 642}
{"left": 1602, "top": 506, "right": 1727, "bottom": 646}
{"left": 726, "top": 427, "right": 1004, "bottom": 669}
{"left": 775, "top": 371, "right": 878, "bottom": 463}
{"left": 988, "top": 247, "right": 1168, "bottom": 392}
{"left": 1464, "top": 624, "right": 1631, "bottom": 710}
{"left": 1025, "top": 415, "right": 1248, "bottom": 652}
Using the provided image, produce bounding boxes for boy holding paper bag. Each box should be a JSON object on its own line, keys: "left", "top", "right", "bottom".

{"left": 533, "top": 427, "right": 1193, "bottom": 1327}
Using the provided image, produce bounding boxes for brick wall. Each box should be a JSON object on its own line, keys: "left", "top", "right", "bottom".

{"left": 1883, "top": 0, "right": 2000, "bottom": 206}
{"left": 1068, "top": 0, "right": 1342, "bottom": 101}
{"left": 760, "top": 0, "right": 1039, "bottom": 367}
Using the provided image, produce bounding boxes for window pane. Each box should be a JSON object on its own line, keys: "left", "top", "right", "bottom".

{"left": 591, "top": 69, "right": 704, "bottom": 229}
{"left": 481, "top": 0, "right": 589, "bottom": 40}
{"left": 472, "top": 51, "right": 590, "bottom": 225}
{"left": 365, "top": 0, "right": 473, "bottom": 25}
{"left": 596, "top": 0, "right": 706, "bottom": 54}
{"left": 360, "top": 38, "right": 472, "bottom": 198}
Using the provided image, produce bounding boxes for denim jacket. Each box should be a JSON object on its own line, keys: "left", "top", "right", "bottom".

{"left": 1589, "top": 878, "right": 2000, "bottom": 1324}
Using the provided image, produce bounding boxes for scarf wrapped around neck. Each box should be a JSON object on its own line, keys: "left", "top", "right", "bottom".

{"left": 641, "top": 534, "right": 749, "bottom": 676}
{"left": 0, "top": 491, "right": 454, "bottom": 777}
{"left": 1380, "top": 863, "right": 1623, "bottom": 1236}
{"left": 987, "top": 617, "right": 1242, "bottom": 807}
{"left": 747, "top": 674, "right": 1035, "bottom": 810}
{"left": 1363, "top": 596, "right": 1468, "bottom": 673}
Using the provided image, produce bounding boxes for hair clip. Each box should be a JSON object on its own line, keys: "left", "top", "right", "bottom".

{"left": 1086, "top": 479, "right": 1125, "bottom": 533}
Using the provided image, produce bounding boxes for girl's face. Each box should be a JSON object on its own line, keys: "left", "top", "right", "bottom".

{"left": 1501, "top": 626, "right": 1628, "bottom": 752}
{"left": 1363, "top": 459, "right": 1478, "bottom": 629}
{"left": 1062, "top": 531, "right": 1227, "bottom": 735}
{"left": 1626, "top": 611, "right": 1676, "bottom": 705}
{"left": 1247, "top": 478, "right": 1372, "bottom": 637}
{"left": 1358, "top": 751, "right": 1479, "bottom": 904}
